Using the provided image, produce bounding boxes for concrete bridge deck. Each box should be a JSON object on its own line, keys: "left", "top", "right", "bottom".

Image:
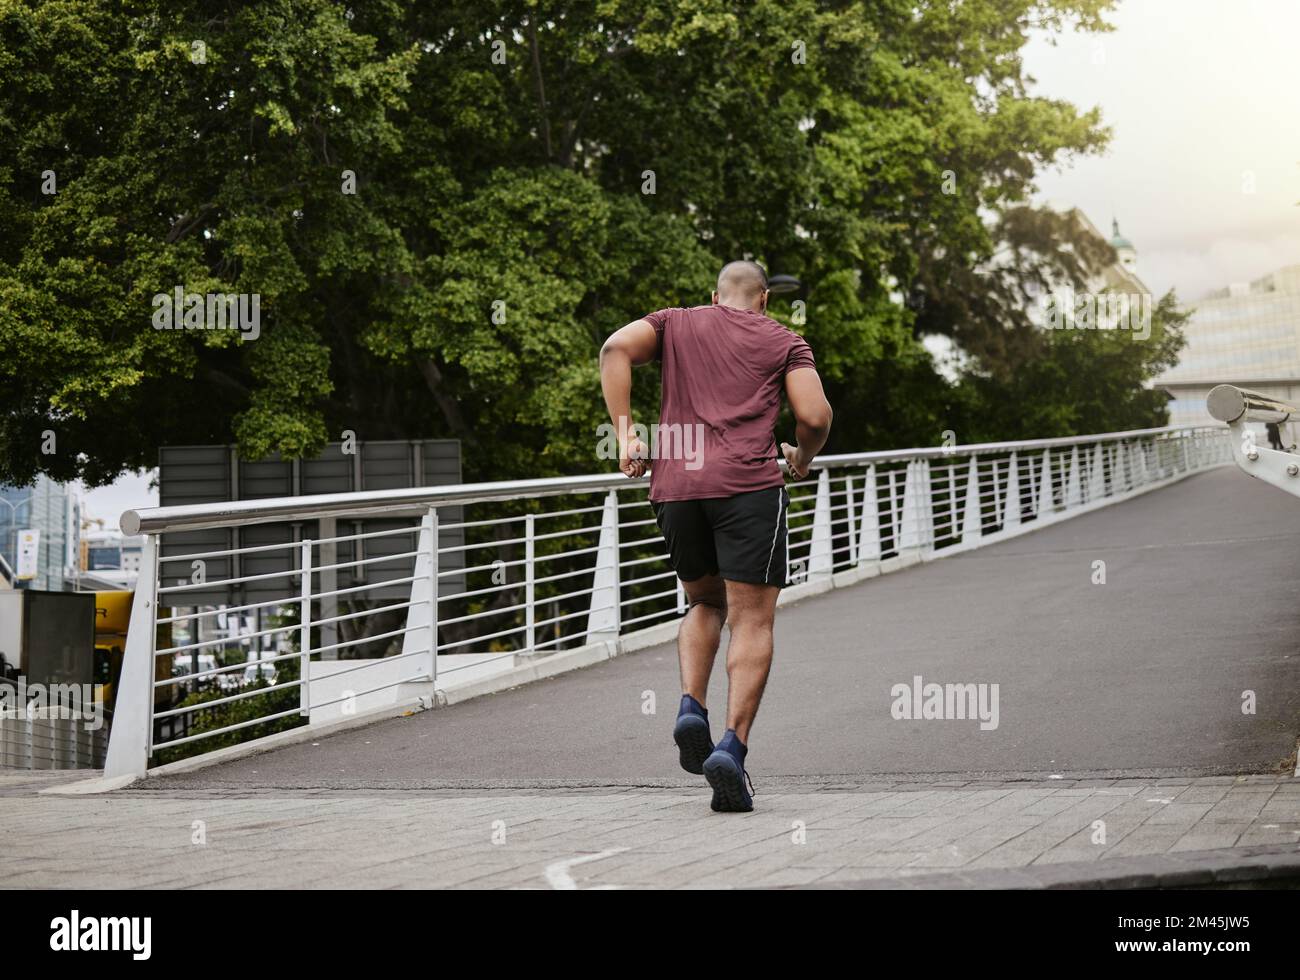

{"left": 4, "top": 467, "right": 1299, "bottom": 889}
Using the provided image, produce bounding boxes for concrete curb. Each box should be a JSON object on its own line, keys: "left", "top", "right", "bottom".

{"left": 776, "top": 844, "right": 1300, "bottom": 890}
{"left": 144, "top": 698, "right": 443, "bottom": 780}
{"left": 102, "top": 629, "right": 679, "bottom": 787}
{"left": 38, "top": 774, "right": 139, "bottom": 796}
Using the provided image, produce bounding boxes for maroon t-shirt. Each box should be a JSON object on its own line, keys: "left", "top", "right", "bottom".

{"left": 643, "top": 305, "right": 816, "bottom": 502}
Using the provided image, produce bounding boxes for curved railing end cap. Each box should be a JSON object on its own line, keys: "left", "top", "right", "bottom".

{"left": 1206, "top": 384, "right": 1246, "bottom": 423}
{"left": 120, "top": 510, "right": 142, "bottom": 536}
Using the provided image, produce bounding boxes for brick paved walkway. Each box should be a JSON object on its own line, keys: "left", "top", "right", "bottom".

{"left": 4, "top": 772, "right": 1296, "bottom": 889}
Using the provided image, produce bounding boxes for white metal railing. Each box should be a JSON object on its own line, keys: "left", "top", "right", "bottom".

{"left": 103, "top": 424, "right": 1232, "bottom": 778}
{"left": 1, "top": 708, "right": 107, "bottom": 770}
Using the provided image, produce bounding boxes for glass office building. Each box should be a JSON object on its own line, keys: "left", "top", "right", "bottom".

{"left": 1157, "top": 265, "right": 1300, "bottom": 427}
{"left": 0, "top": 476, "right": 80, "bottom": 591}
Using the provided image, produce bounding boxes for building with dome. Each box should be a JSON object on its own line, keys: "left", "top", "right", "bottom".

{"left": 1024, "top": 210, "right": 1299, "bottom": 435}
{"left": 1109, "top": 218, "right": 1138, "bottom": 275}
{"left": 1028, "top": 209, "right": 1150, "bottom": 328}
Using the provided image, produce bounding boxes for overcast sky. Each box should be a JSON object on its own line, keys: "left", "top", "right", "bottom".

{"left": 80, "top": 0, "right": 1300, "bottom": 525}
{"left": 1025, "top": 0, "right": 1300, "bottom": 301}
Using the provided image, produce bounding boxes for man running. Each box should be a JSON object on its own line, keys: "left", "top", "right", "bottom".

{"left": 598, "top": 260, "right": 833, "bottom": 811}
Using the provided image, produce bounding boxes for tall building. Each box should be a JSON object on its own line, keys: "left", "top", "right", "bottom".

{"left": 1156, "top": 265, "right": 1300, "bottom": 427}
{"left": 0, "top": 476, "right": 80, "bottom": 592}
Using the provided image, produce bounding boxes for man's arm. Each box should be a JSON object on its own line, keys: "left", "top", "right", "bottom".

{"left": 781, "top": 367, "right": 833, "bottom": 480}
{"left": 599, "top": 319, "right": 659, "bottom": 478}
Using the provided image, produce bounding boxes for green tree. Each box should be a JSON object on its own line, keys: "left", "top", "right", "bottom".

{"left": 958, "top": 291, "right": 1189, "bottom": 440}
{"left": 1, "top": 0, "right": 1122, "bottom": 488}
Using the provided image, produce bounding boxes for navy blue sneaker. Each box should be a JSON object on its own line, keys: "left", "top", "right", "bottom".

{"left": 703, "top": 729, "right": 754, "bottom": 812}
{"left": 673, "top": 694, "right": 713, "bottom": 775}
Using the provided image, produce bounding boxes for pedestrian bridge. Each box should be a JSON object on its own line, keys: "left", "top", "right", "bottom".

{"left": 96, "top": 418, "right": 1298, "bottom": 786}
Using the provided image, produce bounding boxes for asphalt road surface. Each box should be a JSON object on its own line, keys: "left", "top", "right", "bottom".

{"left": 142, "top": 467, "right": 1300, "bottom": 793}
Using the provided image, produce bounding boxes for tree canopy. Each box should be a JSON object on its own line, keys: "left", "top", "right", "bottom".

{"left": 1, "top": 0, "right": 1177, "bottom": 489}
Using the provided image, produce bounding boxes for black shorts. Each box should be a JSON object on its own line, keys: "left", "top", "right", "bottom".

{"left": 652, "top": 485, "right": 789, "bottom": 588}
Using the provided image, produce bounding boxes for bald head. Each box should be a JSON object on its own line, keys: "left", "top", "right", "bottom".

{"left": 714, "top": 260, "right": 769, "bottom": 312}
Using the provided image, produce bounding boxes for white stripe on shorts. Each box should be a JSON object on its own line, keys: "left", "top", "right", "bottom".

{"left": 763, "top": 488, "right": 784, "bottom": 584}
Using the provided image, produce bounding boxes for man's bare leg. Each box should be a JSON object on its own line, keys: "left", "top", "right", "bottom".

{"left": 671, "top": 574, "right": 726, "bottom": 775}
{"left": 677, "top": 573, "right": 727, "bottom": 706}
{"left": 700, "top": 580, "right": 778, "bottom": 812}
{"left": 721, "top": 580, "right": 780, "bottom": 745}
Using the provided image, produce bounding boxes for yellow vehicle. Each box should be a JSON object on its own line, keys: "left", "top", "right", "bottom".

{"left": 92, "top": 591, "right": 172, "bottom": 712}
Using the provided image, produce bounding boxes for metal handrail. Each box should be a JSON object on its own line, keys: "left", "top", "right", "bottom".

{"left": 121, "top": 424, "right": 1205, "bottom": 535}
{"left": 1206, "top": 384, "right": 1296, "bottom": 425}
{"left": 815, "top": 425, "right": 1200, "bottom": 465}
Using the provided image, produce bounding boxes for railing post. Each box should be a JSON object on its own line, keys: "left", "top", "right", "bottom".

{"left": 920, "top": 458, "right": 936, "bottom": 552}
{"left": 1004, "top": 452, "right": 1021, "bottom": 530}
{"left": 426, "top": 508, "right": 438, "bottom": 687}
{"left": 1089, "top": 444, "right": 1106, "bottom": 501}
{"left": 586, "top": 490, "right": 621, "bottom": 643}
{"left": 400, "top": 508, "right": 438, "bottom": 688}
{"left": 899, "top": 462, "right": 916, "bottom": 551}
{"left": 1065, "top": 446, "right": 1082, "bottom": 509}
{"left": 887, "top": 467, "right": 902, "bottom": 553}
{"left": 845, "top": 474, "right": 857, "bottom": 565}
{"left": 962, "top": 456, "right": 982, "bottom": 544}
{"left": 103, "top": 534, "right": 159, "bottom": 779}
{"left": 525, "top": 513, "right": 536, "bottom": 651}
{"left": 1036, "top": 449, "right": 1052, "bottom": 517}
{"left": 857, "top": 465, "right": 881, "bottom": 566}
{"left": 299, "top": 539, "right": 312, "bottom": 717}
{"left": 993, "top": 457, "right": 1005, "bottom": 526}
{"left": 810, "top": 469, "right": 833, "bottom": 576}
{"left": 946, "top": 458, "right": 959, "bottom": 542}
